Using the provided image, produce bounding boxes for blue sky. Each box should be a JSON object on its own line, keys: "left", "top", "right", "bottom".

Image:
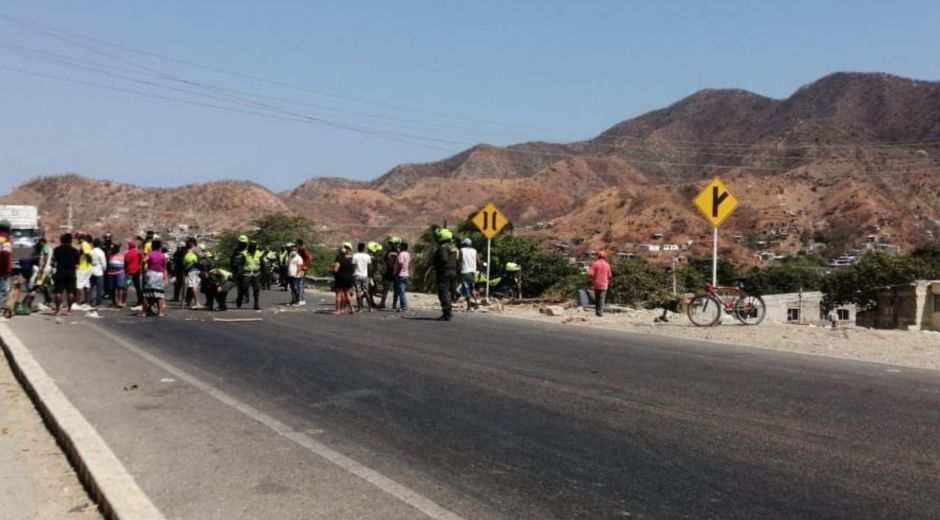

{"left": 1, "top": 1, "right": 938, "bottom": 191}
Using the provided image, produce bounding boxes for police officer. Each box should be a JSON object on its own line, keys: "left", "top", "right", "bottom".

{"left": 204, "top": 266, "right": 235, "bottom": 311}
{"left": 232, "top": 234, "right": 250, "bottom": 307}
{"left": 239, "top": 241, "right": 265, "bottom": 311}
{"left": 433, "top": 228, "right": 460, "bottom": 321}
{"left": 366, "top": 241, "right": 383, "bottom": 308}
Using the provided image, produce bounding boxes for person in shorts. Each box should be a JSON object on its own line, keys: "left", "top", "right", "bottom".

{"left": 458, "top": 238, "right": 479, "bottom": 310}
{"left": 351, "top": 242, "right": 374, "bottom": 312}
{"left": 183, "top": 238, "right": 203, "bottom": 309}
{"left": 107, "top": 243, "right": 127, "bottom": 308}
{"left": 143, "top": 238, "right": 169, "bottom": 317}
{"left": 332, "top": 244, "right": 354, "bottom": 315}
{"left": 75, "top": 233, "right": 93, "bottom": 308}
{"left": 51, "top": 233, "right": 80, "bottom": 315}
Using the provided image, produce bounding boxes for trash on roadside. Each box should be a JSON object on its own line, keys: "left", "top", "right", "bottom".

{"left": 123, "top": 384, "right": 138, "bottom": 391}
{"left": 84, "top": 311, "right": 102, "bottom": 319}
{"left": 160, "top": 378, "right": 175, "bottom": 383}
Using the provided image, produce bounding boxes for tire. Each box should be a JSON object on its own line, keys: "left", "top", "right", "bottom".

{"left": 687, "top": 295, "right": 721, "bottom": 327}
{"left": 733, "top": 294, "right": 766, "bottom": 325}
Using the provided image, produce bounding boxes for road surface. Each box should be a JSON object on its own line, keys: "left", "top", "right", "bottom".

{"left": 6, "top": 290, "right": 940, "bottom": 519}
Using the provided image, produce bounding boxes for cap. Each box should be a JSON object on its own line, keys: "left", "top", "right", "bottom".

{"left": 127, "top": 240, "right": 137, "bottom": 248}
{"left": 461, "top": 238, "right": 472, "bottom": 246}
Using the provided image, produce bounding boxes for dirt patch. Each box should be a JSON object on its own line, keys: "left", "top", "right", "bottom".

{"left": 402, "top": 291, "right": 940, "bottom": 371}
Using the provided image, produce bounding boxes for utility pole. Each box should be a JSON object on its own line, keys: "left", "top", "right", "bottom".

{"left": 671, "top": 255, "right": 678, "bottom": 295}
{"left": 67, "top": 201, "right": 73, "bottom": 231}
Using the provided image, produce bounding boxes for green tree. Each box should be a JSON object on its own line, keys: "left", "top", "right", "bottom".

{"left": 607, "top": 258, "right": 671, "bottom": 306}
{"left": 685, "top": 256, "right": 740, "bottom": 287}
{"left": 212, "top": 213, "right": 322, "bottom": 271}
{"left": 741, "top": 264, "right": 823, "bottom": 295}
{"left": 821, "top": 252, "right": 924, "bottom": 310}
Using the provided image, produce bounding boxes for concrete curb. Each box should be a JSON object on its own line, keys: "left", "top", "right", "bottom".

{"left": 0, "top": 322, "right": 165, "bottom": 520}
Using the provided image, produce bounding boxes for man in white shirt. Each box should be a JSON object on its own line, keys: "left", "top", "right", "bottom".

{"left": 351, "top": 242, "right": 375, "bottom": 312}
{"left": 459, "top": 238, "right": 479, "bottom": 310}
{"left": 90, "top": 238, "right": 108, "bottom": 308}
{"left": 286, "top": 244, "right": 304, "bottom": 305}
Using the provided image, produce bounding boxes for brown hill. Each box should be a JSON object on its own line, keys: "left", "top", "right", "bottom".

{"left": 4, "top": 72, "right": 940, "bottom": 261}
{"left": 0, "top": 174, "right": 287, "bottom": 240}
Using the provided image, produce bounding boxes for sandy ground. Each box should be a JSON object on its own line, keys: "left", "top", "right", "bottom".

{"left": 0, "top": 346, "right": 103, "bottom": 520}
{"left": 399, "top": 291, "right": 940, "bottom": 371}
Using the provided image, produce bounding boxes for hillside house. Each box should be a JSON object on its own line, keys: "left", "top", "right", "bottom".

{"left": 855, "top": 281, "right": 940, "bottom": 331}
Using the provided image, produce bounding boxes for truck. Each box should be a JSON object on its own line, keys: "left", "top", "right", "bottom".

{"left": 0, "top": 204, "right": 42, "bottom": 263}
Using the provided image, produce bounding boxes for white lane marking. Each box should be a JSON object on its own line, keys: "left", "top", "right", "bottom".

{"left": 91, "top": 324, "right": 465, "bottom": 520}
{"left": 0, "top": 323, "right": 166, "bottom": 520}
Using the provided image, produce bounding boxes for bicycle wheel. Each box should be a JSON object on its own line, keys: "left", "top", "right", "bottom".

{"left": 687, "top": 295, "right": 721, "bottom": 327}
{"left": 733, "top": 294, "right": 766, "bottom": 325}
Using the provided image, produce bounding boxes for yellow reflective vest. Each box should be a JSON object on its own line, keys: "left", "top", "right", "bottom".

{"left": 242, "top": 250, "right": 264, "bottom": 272}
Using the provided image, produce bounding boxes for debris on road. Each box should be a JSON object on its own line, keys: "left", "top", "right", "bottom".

{"left": 210, "top": 315, "right": 263, "bottom": 323}
{"left": 122, "top": 384, "right": 138, "bottom": 391}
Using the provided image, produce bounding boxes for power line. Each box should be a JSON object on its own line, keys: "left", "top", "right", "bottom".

{"left": 0, "top": 12, "right": 584, "bottom": 137}
{"left": 8, "top": 11, "right": 937, "bottom": 152}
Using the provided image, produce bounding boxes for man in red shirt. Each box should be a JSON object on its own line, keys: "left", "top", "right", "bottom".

{"left": 587, "top": 250, "right": 612, "bottom": 317}
{"left": 124, "top": 240, "right": 143, "bottom": 309}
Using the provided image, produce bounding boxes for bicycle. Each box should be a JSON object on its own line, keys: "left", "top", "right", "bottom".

{"left": 686, "top": 283, "right": 766, "bottom": 327}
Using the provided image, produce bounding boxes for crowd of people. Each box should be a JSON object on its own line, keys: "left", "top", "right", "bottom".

{"left": 326, "top": 230, "right": 489, "bottom": 320}
{"left": 1, "top": 219, "right": 520, "bottom": 322}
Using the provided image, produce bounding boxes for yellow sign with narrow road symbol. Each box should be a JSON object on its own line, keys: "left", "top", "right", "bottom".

{"left": 693, "top": 177, "right": 739, "bottom": 228}
{"left": 472, "top": 203, "right": 509, "bottom": 239}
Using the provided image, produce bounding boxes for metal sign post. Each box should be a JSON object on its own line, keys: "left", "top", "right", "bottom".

{"left": 485, "top": 238, "right": 492, "bottom": 300}
{"left": 712, "top": 227, "right": 718, "bottom": 287}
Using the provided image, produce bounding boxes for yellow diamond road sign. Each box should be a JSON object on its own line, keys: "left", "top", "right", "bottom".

{"left": 472, "top": 203, "right": 509, "bottom": 239}
{"left": 693, "top": 177, "right": 739, "bottom": 228}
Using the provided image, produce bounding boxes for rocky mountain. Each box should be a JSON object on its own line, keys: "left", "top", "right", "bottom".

{"left": 3, "top": 72, "right": 940, "bottom": 260}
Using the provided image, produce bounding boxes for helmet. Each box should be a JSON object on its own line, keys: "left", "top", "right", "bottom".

{"left": 342, "top": 241, "right": 353, "bottom": 251}
{"left": 286, "top": 242, "right": 295, "bottom": 248}
{"left": 367, "top": 241, "right": 382, "bottom": 253}
{"left": 204, "top": 250, "right": 214, "bottom": 259}
{"left": 387, "top": 235, "right": 402, "bottom": 245}
{"left": 461, "top": 238, "right": 472, "bottom": 246}
{"left": 238, "top": 234, "right": 249, "bottom": 243}
{"left": 436, "top": 228, "right": 453, "bottom": 242}
{"left": 505, "top": 262, "right": 520, "bottom": 272}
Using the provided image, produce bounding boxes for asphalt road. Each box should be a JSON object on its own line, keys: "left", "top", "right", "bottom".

{"left": 10, "top": 290, "right": 940, "bottom": 519}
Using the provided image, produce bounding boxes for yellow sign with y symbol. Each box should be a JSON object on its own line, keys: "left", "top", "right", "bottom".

{"left": 693, "top": 177, "right": 739, "bottom": 228}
